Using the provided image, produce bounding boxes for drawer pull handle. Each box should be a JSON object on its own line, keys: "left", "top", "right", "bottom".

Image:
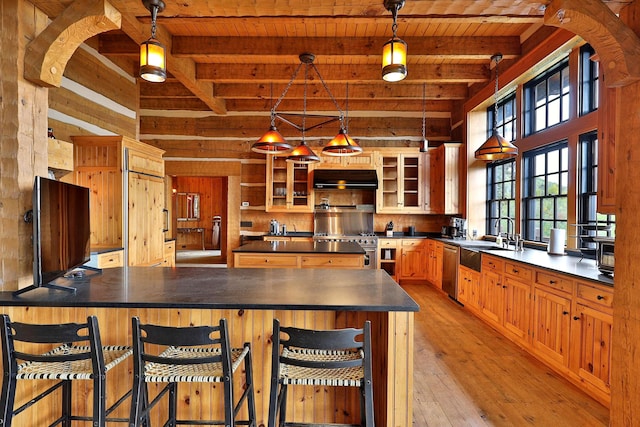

{"left": 563, "top": 311, "right": 569, "bottom": 315}
{"left": 573, "top": 316, "right": 580, "bottom": 321}
{"left": 328, "top": 260, "right": 333, "bottom": 264}
{"left": 549, "top": 280, "right": 556, "bottom": 284}
{"left": 512, "top": 269, "right": 519, "bottom": 273}
{"left": 597, "top": 295, "right": 605, "bottom": 300}
{"left": 502, "top": 285, "right": 507, "bottom": 289}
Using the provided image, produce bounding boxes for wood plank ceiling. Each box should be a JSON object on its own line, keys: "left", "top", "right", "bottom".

{"left": 32, "top": 0, "right": 631, "bottom": 156}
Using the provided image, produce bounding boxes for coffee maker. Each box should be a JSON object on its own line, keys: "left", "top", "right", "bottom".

{"left": 442, "top": 217, "right": 467, "bottom": 239}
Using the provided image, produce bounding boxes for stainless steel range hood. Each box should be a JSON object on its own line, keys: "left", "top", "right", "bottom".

{"left": 313, "top": 169, "right": 378, "bottom": 190}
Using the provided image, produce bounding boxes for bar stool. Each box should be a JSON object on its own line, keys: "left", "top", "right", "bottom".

{"left": 0, "top": 314, "right": 132, "bottom": 427}
{"left": 129, "top": 317, "right": 256, "bottom": 427}
{"left": 268, "top": 319, "right": 374, "bottom": 427}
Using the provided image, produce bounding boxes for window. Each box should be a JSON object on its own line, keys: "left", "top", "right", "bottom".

{"left": 523, "top": 59, "right": 570, "bottom": 136}
{"left": 486, "top": 159, "right": 516, "bottom": 236}
{"left": 487, "top": 93, "right": 517, "bottom": 142}
{"left": 580, "top": 44, "right": 599, "bottom": 115}
{"left": 578, "top": 131, "right": 615, "bottom": 249}
{"left": 522, "top": 142, "right": 569, "bottom": 242}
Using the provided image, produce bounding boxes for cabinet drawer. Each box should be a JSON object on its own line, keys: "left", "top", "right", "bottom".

{"left": 235, "top": 254, "right": 299, "bottom": 268}
{"left": 96, "top": 250, "right": 124, "bottom": 269}
{"left": 301, "top": 255, "right": 363, "bottom": 269}
{"left": 379, "top": 239, "right": 398, "bottom": 248}
{"left": 504, "top": 261, "right": 532, "bottom": 281}
{"left": 577, "top": 282, "right": 613, "bottom": 309}
{"left": 164, "top": 241, "right": 175, "bottom": 253}
{"left": 482, "top": 255, "right": 504, "bottom": 273}
{"left": 402, "top": 239, "right": 424, "bottom": 248}
{"left": 535, "top": 271, "right": 574, "bottom": 294}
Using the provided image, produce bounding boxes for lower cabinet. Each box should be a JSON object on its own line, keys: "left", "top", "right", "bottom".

{"left": 398, "top": 239, "right": 427, "bottom": 281}
{"left": 473, "top": 254, "right": 612, "bottom": 406}
{"left": 95, "top": 250, "right": 124, "bottom": 269}
{"left": 163, "top": 240, "right": 176, "bottom": 267}
{"left": 426, "top": 240, "right": 443, "bottom": 288}
{"left": 234, "top": 253, "right": 364, "bottom": 269}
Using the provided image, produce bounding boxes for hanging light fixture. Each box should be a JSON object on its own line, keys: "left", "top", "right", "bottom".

{"left": 253, "top": 53, "right": 358, "bottom": 160}
{"left": 382, "top": 0, "right": 407, "bottom": 82}
{"left": 475, "top": 53, "right": 519, "bottom": 161}
{"left": 251, "top": 83, "right": 292, "bottom": 154}
{"left": 420, "top": 82, "right": 428, "bottom": 152}
{"left": 323, "top": 83, "right": 363, "bottom": 156}
{"left": 139, "top": 0, "right": 166, "bottom": 83}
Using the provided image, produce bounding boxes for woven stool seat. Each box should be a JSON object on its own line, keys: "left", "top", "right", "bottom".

{"left": 144, "top": 345, "right": 249, "bottom": 383}
{"left": 16, "top": 344, "right": 132, "bottom": 381}
{"left": 268, "top": 319, "right": 374, "bottom": 427}
{"left": 279, "top": 347, "right": 365, "bottom": 387}
{"left": 0, "top": 315, "right": 132, "bottom": 427}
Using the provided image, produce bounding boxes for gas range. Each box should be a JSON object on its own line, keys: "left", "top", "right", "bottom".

{"left": 313, "top": 233, "right": 379, "bottom": 248}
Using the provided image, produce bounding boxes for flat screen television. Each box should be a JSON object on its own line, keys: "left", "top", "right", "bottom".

{"left": 17, "top": 176, "right": 92, "bottom": 295}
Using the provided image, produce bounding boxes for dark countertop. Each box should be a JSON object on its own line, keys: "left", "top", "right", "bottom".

{"left": 433, "top": 237, "right": 614, "bottom": 286}
{"left": 0, "top": 267, "right": 419, "bottom": 312}
{"left": 233, "top": 240, "right": 365, "bottom": 254}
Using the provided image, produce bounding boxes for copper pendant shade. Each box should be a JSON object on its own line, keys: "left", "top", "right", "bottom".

{"left": 475, "top": 53, "right": 518, "bottom": 161}
{"left": 323, "top": 128, "right": 363, "bottom": 156}
{"left": 286, "top": 140, "right": 321, "bottom": 164}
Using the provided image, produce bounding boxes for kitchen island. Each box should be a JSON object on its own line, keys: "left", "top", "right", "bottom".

{"left": 233, "top": 240, "right": 366, "bottom": 269}
{"left": 0, "top": 267, "right": 418, "bottom": 426}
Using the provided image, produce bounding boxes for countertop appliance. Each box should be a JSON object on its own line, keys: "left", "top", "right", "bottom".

{"left": 313, "top": 208, "right": 378, "bottom": 269}
{"left": 442, "top": 243, "right": 459, "bottom": 300}
{"left": 442, "top": 217, "right": 467, "bottom": 239}
{"left": 594, "top": 236, "right": 615, "bottom": 275}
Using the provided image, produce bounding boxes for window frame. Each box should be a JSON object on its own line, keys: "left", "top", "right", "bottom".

{"left": 486, "top": 158, "right": 517, "bottom": 236}
{"left": 523, "top": 58, "right": 571, "bottom": 136}
{"left": 487, "top": 93, "right": 517, "bottom": 142}
{"left": 579, "top": 44, "right": 599, "bottom": 116}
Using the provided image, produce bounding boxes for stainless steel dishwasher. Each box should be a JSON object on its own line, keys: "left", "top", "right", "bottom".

{"left": 442, "top": 244, "right": 459, "bottom": 300}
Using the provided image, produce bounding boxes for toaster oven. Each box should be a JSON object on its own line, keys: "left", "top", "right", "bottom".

{"left": 594, "top": 237, "right": 614, "bottom": 275}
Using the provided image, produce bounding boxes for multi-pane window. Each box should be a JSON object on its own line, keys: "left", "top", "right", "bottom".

{"left": 580, "top": 44, "right": 599, "bottom": 115}
{"left": 487, "top": 93, "right": 517, "bottom": 142}
{"left": 523, "top": 59, "right": 570, "bottom": 136}
{"left": 522, "top": 142, "right": 569, "bottom": 243}
{"left": 486, "top": 159, "right": 517, "bottom": 236}
{"left": 578, "top": 131, "right": 615, "bottom": 249}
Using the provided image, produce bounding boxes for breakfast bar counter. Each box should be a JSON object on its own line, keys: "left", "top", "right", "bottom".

{"left": 0, "top": 267, "right": 418, "bottom": 426}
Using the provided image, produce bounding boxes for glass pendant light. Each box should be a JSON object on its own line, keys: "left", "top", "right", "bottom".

{"left": 475, "top": 53, "right": 518, "bottom": 161}
{"left": 382, "top": 0, "right": 407, "bottom": 82}
{"left": 139, "top": 0, "right": 167, "bottom": 83}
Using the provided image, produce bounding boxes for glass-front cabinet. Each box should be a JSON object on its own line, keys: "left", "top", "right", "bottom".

{"left": 377, "top": 152, "right": 424, "bottom": 213}
{"left": 266, "top": 156, "right": 314, "bottom": 212}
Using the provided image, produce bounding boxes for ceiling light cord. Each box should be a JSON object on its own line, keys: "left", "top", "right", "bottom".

{"left": 422, "top": 82, "right": 427, "bottom": 140}
{"left": 492, "top": 55, "right": 501, "bottom": 133}
{"left": 150, "top": 5, "right": 158, "bottom": 39}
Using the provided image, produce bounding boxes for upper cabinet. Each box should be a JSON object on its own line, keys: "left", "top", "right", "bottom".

{"left": 597, "top": 83, "right": 616, "bottom": 214}
{"left": 428, "top": 143, "right": 461, "bottom": 215}
{"left": 72, "top": 135, "right": 166, "bottom": 267}
{"left": 266, "top": 156, "right": 314, "bottom": 212}
{"left": 318, "top": 151, "right": 377, "bottom": 169}
{"left": 377, "top": 152, "right": 424, "bottom": 213}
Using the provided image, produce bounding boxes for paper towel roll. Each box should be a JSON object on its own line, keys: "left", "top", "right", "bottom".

{"left": 547, "top": 228, "right": 566, "bottom": 255}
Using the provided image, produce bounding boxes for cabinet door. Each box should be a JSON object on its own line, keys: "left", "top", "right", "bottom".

{"left": 571, "top": 303, "right": 612, "bottom": 394}
{"left": 266, "top": 157, "right": 313, "bottom": 212}
{"left": 128, "top": 172, "right": 165, "bottom": 266}
{"left": 377, "top": 154, "right": 423, "bottom": 213}
{"left": 532, "top": 287, "right": 571, "bottom": 369}
{"left": 503, "top": 277, "right": 531, "bottom": 346}
{"left": 429, "top": 143, "right": 461, "bottom": 215}
{"left": 400, "top": 155, "right": 422, "bottom": 210}
{"left": 458, "top": 266, "right": 480, "bottom": 312}
{"left": 480, "top": 269, "right": 503, "bottom": 325}
{"left": 399, "top": 241, "right": 426, "bottom": 280}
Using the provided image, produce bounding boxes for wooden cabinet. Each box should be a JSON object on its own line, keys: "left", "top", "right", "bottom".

{"left": 95, "top": 250, "right": 124, "bottom": 269}
{"left": 319, "top": 151, "right": 377, "bottom": 169}
{"left": 240, "top": 160, "right": 266, "bottom": 211}
{"left": 428, "top": 143, "right": 461, "bottom": 214}
{"left": 398, "top": 239, "right": 427, "bottom": 281}
{"left": 163, "top": 240, "right": 176, "bottom": 267}
{"left": 502, "top": 277, "right": 531, "bottom": 346}
{"left": 234, "top": 253, "right": 364, "bottom": 269}
{"left": 597, "top": 82, "right": 616, "bottom": 213}
{"left": 377, "top": 153, "right": 424, "bottom": 213}
{"left": 378, "top": 238, "right": 399, "bottom": 281}
{"left": 426, "top": 239, "right": 443, "bottom": 288}
{"left": 570, "top": 282, "right": 613, "bottom": 399}
{"left": 457, "top": 265, "right": 480, "bottom": 312}
{"left": 480, "top": 265, "right": 503, "bottom": 324}
{"left": 266, "top": 156, "right": 314, "bottom": 212}
{"left": 47, "top": 138, "right": 74, "bottom": 179}
{"left": 532, "top": 285, "right": 572, "bottom": 370}
{"left": 72, "top": 135, "right": 166, "bottom": 267}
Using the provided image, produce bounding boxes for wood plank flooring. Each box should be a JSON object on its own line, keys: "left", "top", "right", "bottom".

{"left": 404, "top": 283, "right": 610, "bottom": 427}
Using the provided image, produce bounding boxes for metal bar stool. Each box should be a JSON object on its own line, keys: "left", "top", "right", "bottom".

{"left": 268, "top": 319, "right": 374, "bottom": 427}
{"left": 0, "top": 314, "right": 133, "bottom": 427}
{"left": 129, "top": 317, "right": 256, "bottom": 427}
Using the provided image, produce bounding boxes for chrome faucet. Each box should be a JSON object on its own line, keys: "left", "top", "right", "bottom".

{"left": 494, "top": 216, "right": 525, "bottom": 251}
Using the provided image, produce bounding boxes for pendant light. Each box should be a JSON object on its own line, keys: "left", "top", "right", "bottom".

{"left": 475, "top": 53, "right": 518, "bottom": 161}
{"left": 252, "top": 83, "right": 292, "bottom": 154}
{"left": 382, "top": 0, "right": 407, "bottom": 82}
{"left": 139, "top": 0, "right": 167, "bottom": 83}
{"left": 323, "top": 83, "right": 363, "bottom": 156}
{"left": 420, "top": 82, "right": 428, "bottom": 152}
{"left": 286, "top": 59, "right": 320, "bottom": 164}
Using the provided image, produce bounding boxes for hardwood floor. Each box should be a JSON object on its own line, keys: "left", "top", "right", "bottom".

{"left": 404, "top": 283, "right": 610, "bottom": 427}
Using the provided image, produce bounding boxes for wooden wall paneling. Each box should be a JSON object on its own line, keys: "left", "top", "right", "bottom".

{"left": 597, "top": 85, "right": 617, "bottom": 213}
{"left": 75, "top": 169, "right": 122, "bottom": 248}
{"left": 128, "top": 172, "right": 165, "bottom": 266}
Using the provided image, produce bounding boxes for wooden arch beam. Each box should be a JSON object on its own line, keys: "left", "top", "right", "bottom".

{"left": 544, "top": 0, "right": 640, "bottom": 87}
{"left": 24, "top": 0, "right": 121, "bottom": 88}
